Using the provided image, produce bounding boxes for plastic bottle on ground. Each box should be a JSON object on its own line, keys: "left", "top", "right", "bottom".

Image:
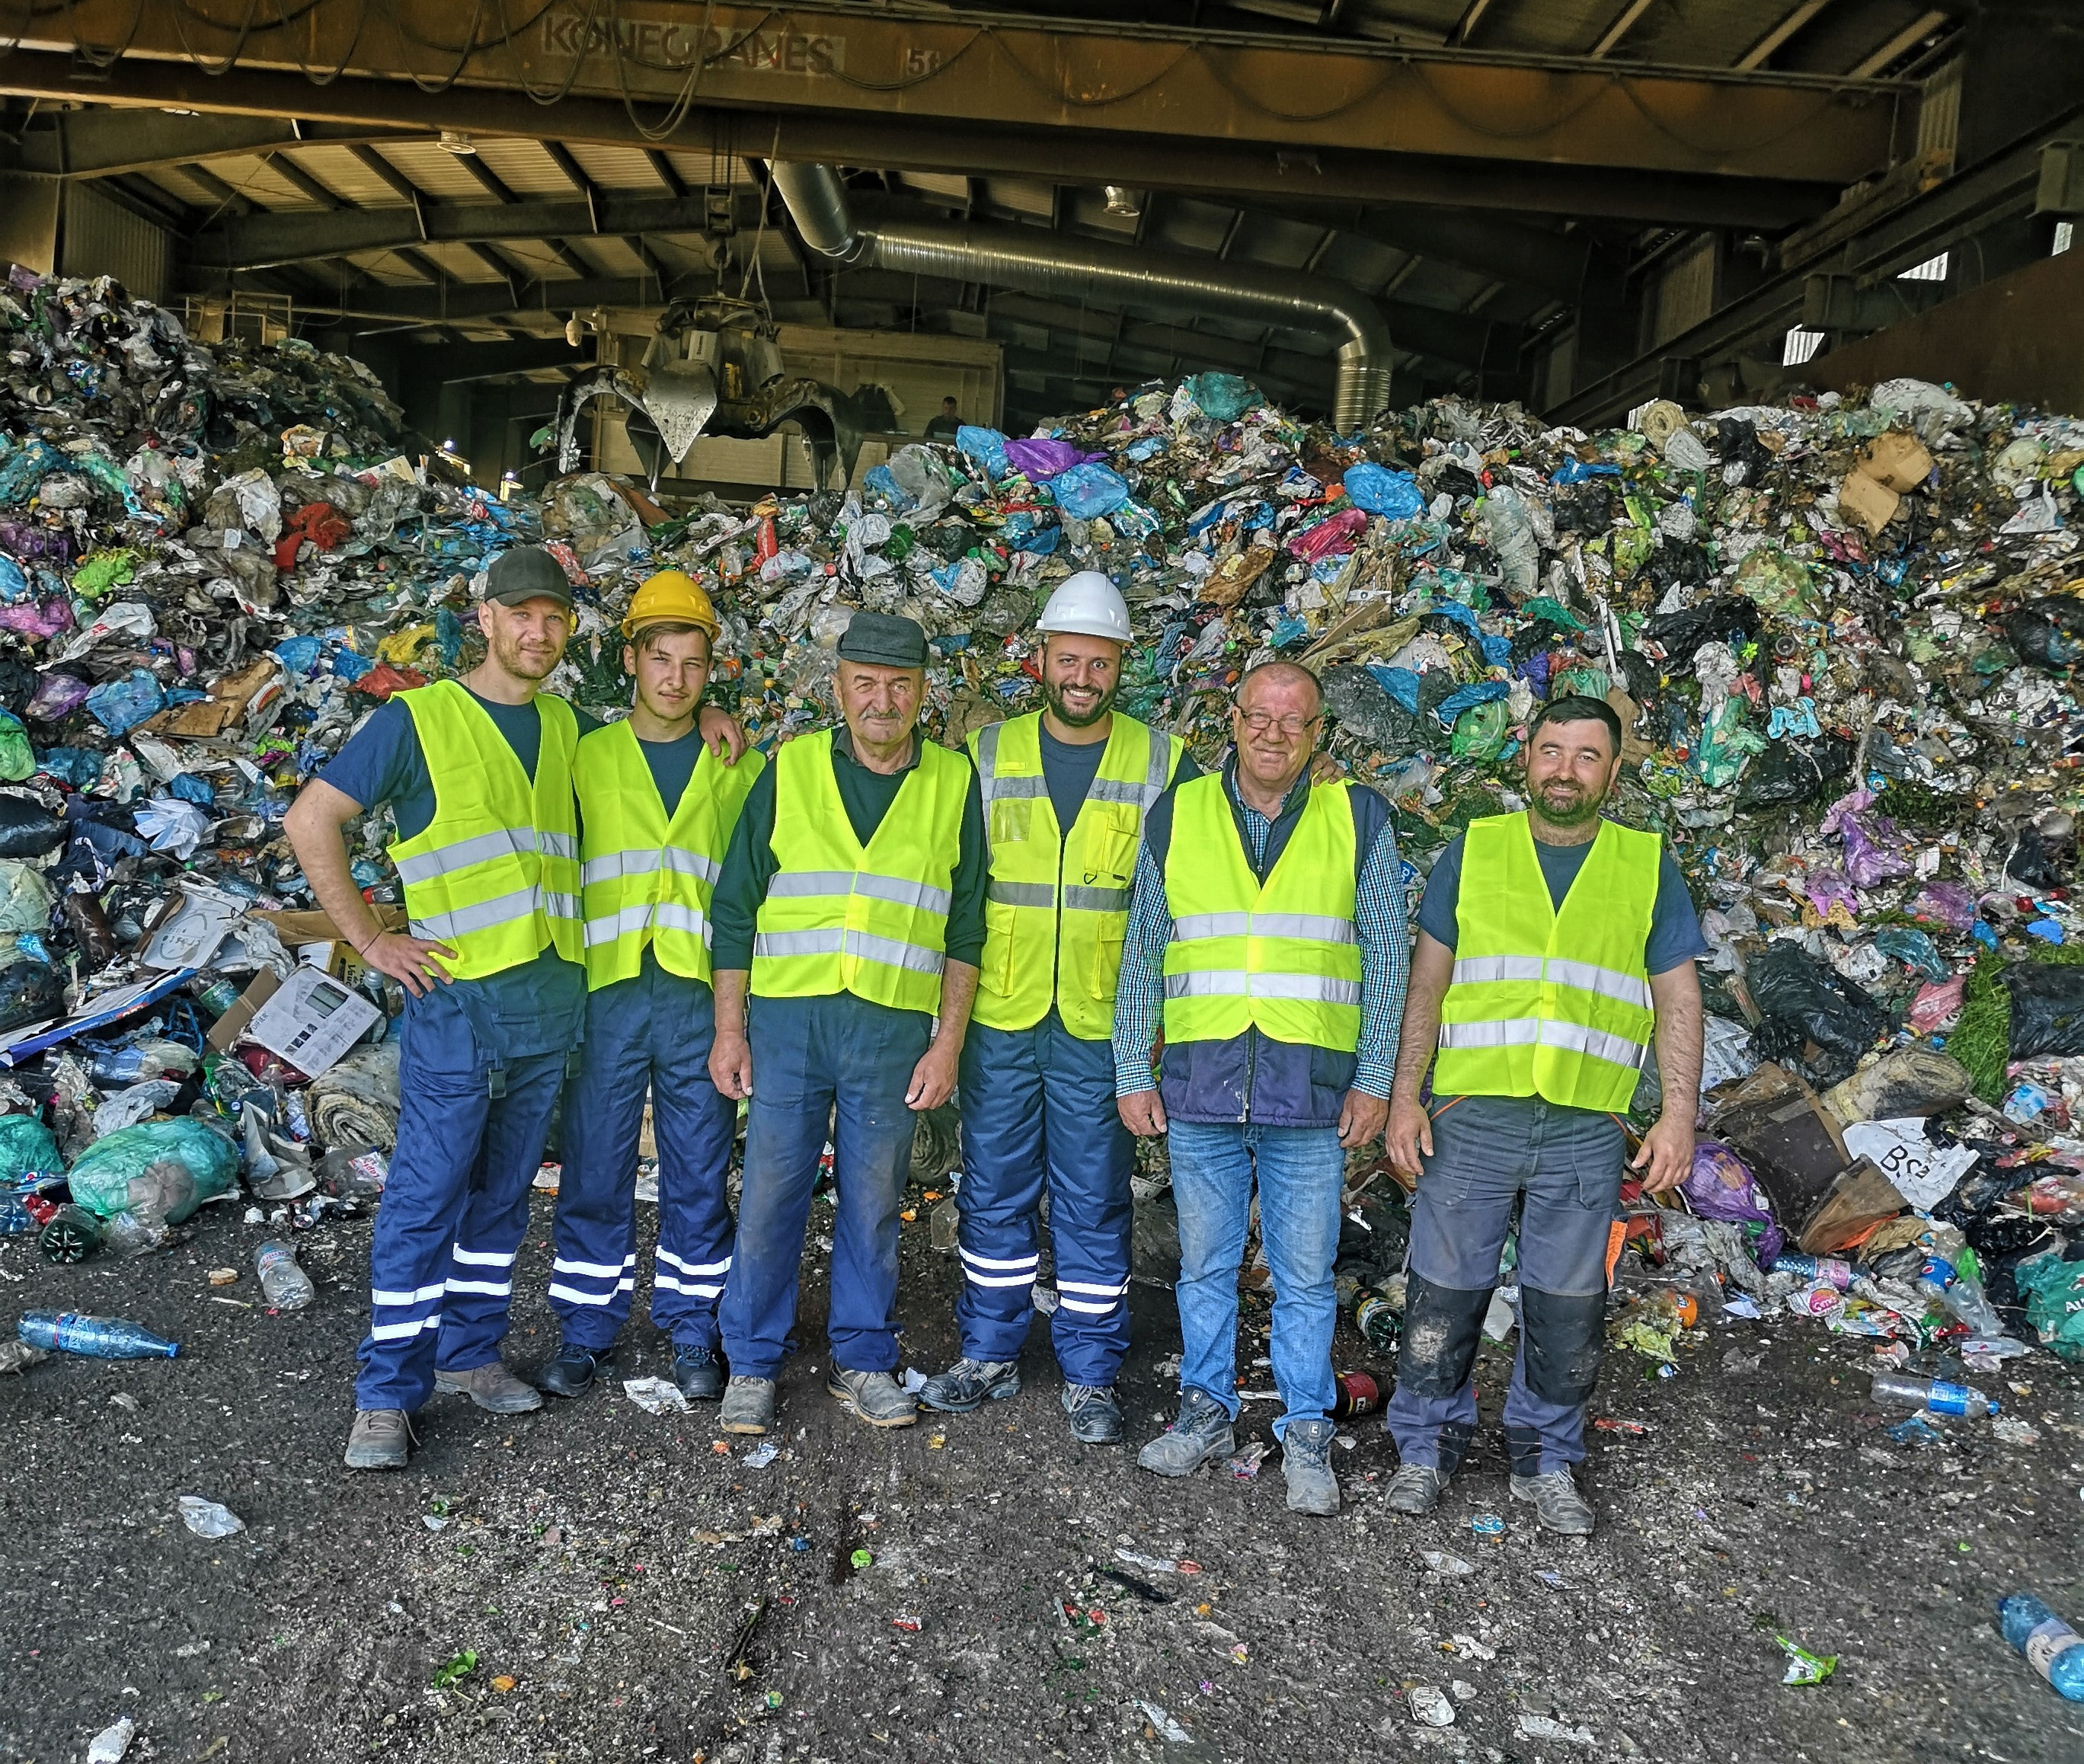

{"left": 1915, "top": 1256, "right": 2009, "bottom": 1337}
{"left": 18, "top": 1312, "right": 180, "bottom": 1359}
{"left": 254, "top": 1240, "right": 315, "bottom": 1310}
{"left": 1870, "top": 1370, "right": 1997, "bottom": 1417}
{"left": 1998, "top": 1594, "right": 2084, "bottom": 1700}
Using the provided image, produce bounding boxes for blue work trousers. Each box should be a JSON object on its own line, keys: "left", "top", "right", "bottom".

{"left": 549, "top": 956, "right": 737, "bottom": 1352}
{"left": 954, "top": 1014, "right": 1133, "bottom": 1385}
{"left": 718, "top": 992, "right": 929, "bottom": 1379}
{"left": 1168, "top": 1120, "right": 1343, "bottom": 1440}
{"left": 356, "top": 988, "right": 565, "bottom": 1412}
{"left": 1382, "top": 1095, "right": 1623, "bottom": 1477}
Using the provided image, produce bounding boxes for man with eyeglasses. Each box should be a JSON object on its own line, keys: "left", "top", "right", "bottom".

{"left": 1114, "top": 660, "right": 1408, "bottom": 1516}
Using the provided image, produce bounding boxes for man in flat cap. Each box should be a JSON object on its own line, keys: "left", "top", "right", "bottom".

{"left": 708, "top": 612, "right": 988, "bottom": 1434}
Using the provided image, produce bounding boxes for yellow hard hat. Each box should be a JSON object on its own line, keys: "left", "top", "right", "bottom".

{"left": 622, "top": 569, "right": 718, "bottom": 639}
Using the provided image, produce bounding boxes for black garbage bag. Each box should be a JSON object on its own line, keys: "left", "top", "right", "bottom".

{"left": 1734, "top": 733, "right": 1856, "bottom": 810}
{"left": 1645, "top": 594, "right": 1761, "bottom": 664}
{"left": 1322, "top": 665, "right": 1426, "bottom": 755}
{"left": 1746, "top": 939, "right": 1893, "bottom": 1088}
{"left": 1998, "top": 598, "right": 2084, "bottom": 669}
{"left": 2004, "top": 818, "right": 2074, "bottom": 889}
{"left": 0, "top": 956, "right": 62, "bottom": 1034}
{"left": 0, "top": 793, "right": 66, "bottom": 858}
{"left": 2001, "top": 961, "right": 2084, "bottom": 1060}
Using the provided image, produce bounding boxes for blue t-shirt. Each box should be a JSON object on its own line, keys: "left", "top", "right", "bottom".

{"left": 1036, "top": 720, "right": 1200, "bottom": 835}
{"left": 635, "top": 728, "right": 705, "bottom": 818}
{"left": 318, "top": 689, "right": 596, "bottom": 1059}
{"left": 1417, "top": 826, "right": 1708, "bottom": 976}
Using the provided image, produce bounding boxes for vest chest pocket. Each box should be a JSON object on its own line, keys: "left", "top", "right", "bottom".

{"left": 1079, "top": 806, "right": 1141, "bottom": 883}
{"left": 990, "top": 799, "right": 1034, "bottom": 846}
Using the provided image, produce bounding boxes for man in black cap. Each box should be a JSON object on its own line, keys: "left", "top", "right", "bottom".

{"left": 708, "top": 612, "right": 988, "bottom": 1433}
{"left": 289, "top": 545, "right": 744, "bottom": 1468}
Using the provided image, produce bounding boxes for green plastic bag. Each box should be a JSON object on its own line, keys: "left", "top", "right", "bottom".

{"left": 2014, "top": 1249, "right": 2084, "bottom": 1363}
{"left": 66, "top": 1118, "right": 239, "bottom": 1219}
{"left": 1450, "top": 698, "right": 1509, "bottom": 762}
{"left": 70, "top": 547, "right": 139, "bottom": 599}
{"left": 0, "top": 1110, "right": 63, "bottom": 1181}
{"left": 0, "top": 708, "right": 30, "bottom": 782}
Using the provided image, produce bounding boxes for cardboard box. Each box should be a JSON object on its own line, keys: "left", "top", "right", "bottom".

{"left": 263, "top": 903, "right": 408, "bottom": 946}
{"left": 1857, "top": 431, "right": 1935, "bottom": 494}
{"left": 140, "top": 654, "right": 281, "bottom": 740}
{"left": 1837, "top": 468, "right": 1900, "bottom": 537}
{"left": 206, "top": 968, "right": 282, "bottom": 1052}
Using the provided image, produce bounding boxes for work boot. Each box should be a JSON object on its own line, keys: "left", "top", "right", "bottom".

{"left": 720, "top": 1376, "right": 776, "bottom": 1435}
{"left": 1384, "top": 1462, "right": 1450, "bottom": 1515}
{"left": 827, "top": 1368, "right": 918, "bottom": 1428}
{"left": 1511, "top": 1466, "right": 1597, "bottom": 1536}
{"left": 919, "top": 1357, "right": 1020, "bottom": 1414}
{"left": 671, "top": 1344, "right": 725, "bottom": 1402}
{"left": 1136, "top": 1388, "right": 1235, "bottom": 1478}
{"left": 1282, "top": 1417, "right": 1341, "bottom": 1516}
{"left": 433, "top": 1360, "right": 543, "bottom": 1414}
{"left": 344, "top": 1408, "right": 415, "bottom": 1472}
{"left": 538, "top": 1341, "right": 611, "bottom": 1399}
{"left": 1061, "top": 1383, "right": 1124, "bottom": 1445}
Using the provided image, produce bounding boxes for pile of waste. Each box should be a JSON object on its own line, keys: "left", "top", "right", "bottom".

{"left": 1, "top": 265, "right": 2081, "bottom": 1397}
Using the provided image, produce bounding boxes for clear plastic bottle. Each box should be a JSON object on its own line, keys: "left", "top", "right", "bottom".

{"left": 254, "top": 1241, "right": 315, "bottom": 1311}
{"left": 1999, "top": 1594, "right": 2084, "bottom": 1700}
{"left": 1915, "top": 1256, "right": 2009, "bottom": 1338}
{"left": 1870, "top": 1370, "right": 1997, "bottom": 1417}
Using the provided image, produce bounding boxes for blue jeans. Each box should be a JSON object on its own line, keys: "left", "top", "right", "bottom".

{"left": 719, "top": 992, "right": 930, "bottom": 1380}
{"left": 1168, "top": 1120, "right": 1343, "bottom": 1440}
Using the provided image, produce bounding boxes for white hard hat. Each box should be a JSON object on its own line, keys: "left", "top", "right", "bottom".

{"left": 1037, "top": 570, "right": 1132, "bottom": 644}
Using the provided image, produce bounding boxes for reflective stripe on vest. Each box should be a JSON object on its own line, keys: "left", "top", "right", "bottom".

{"left": 1161, "top": 775, "right": 1361, "bottom": 1053}
{"left": 573, "top": 718, "right": 763, "bottom": 990}
{"left": 967, "top": 711, "right": 1184, "bottom": 1040}
{"left": 1433, "top": 812, "right": 1661, "bottom": 1111}
{"left": 390, "top": 681, "right": 581, "bottom": 980}
{"left": 751, "top": 728, "right": 968, "bottom": 1014}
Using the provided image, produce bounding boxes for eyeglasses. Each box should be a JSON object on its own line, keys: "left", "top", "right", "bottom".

{"left": 1235, "top": 710, "right": 1323, "bottom": 738}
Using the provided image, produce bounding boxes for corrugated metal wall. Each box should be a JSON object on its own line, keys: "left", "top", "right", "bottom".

{"left": 59, "top": 184, "right": 171, "bottom": 302}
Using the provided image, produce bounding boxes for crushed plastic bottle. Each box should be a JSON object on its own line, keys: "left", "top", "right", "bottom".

{"left": 178, "top": 1495, "right": 247, "bottom": 1539}
{"left": 254, "top": 1240, "right": 316, "bottom": 1311}
{"left": 18, "top": 1312, "right": 180, "bottom": 1359}
{"left": 1999, "top": 1593, "right": 2084, "bottom": 1700}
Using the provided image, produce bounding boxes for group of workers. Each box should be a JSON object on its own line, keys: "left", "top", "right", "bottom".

{"left": 284, "top": 543, "right": 1705, "bottom": 1534}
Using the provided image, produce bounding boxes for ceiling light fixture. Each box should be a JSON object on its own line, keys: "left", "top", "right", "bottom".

{"left": 437, "top": 130, "right": 477, "bottom": 156}
{"left": 1104, "top": 185, "right": 1142, "bottom": 218}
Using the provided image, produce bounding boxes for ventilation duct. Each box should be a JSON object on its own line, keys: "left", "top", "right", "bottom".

{"left": 771, "top": 163, "right": 1394, "bottom": 431}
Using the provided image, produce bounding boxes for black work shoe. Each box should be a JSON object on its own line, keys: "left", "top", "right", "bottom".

{"left": 919, "top": 1357, "right": 1020, "bottom": 1414}
{"left": 1137, "top": 1388, "right": 1236, "bottom": 1477}
{"left": 671, "top": 1344, "right": 725, "bottom": 1401}
{"left": 538, "top": 1341, "right": 610, "bottom": 1400}
{"left": 1060, "top": 1383, "right": 1124, "bottom": 1444}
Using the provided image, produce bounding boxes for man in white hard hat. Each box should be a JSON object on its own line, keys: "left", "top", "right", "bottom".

{"left": 919, "top": 570, "right": 1197, "bottom": 1443}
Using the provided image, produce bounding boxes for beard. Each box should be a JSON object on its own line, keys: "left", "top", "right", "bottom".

{"left": 1044, "top": 676, "right": 1117, "bottom": 730}
{"left": 489, "top": 627, "right": 562, "bottom": 682}
{"left": 1535, "top": 779, "right": 1604, "bottom": 827}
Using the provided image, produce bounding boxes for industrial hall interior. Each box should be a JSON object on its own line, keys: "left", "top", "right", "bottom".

{"left": 4, "top": 3, "right": 2084, "bottom": 1762}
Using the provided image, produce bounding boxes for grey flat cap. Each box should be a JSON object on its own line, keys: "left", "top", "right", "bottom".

{"left": 836, "top": 610, "right": 928, "bottom": 668}
{"left": 484, "top": 545, "right": 574, "bottom": 608}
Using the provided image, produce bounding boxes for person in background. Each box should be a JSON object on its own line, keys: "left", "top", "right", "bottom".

{"left": 1379, "top": 694, "right": 1705, "bottom": 1536}
{"left": 706, "top": 613, "right": 988, "bottom": 1436}
{"left": 284, "top": 546, "right": 741, "bottom": 1471}
{"left": 918, "top": 571, "right": 1194, "bottom": 1446}
{"left": 1114, "top": 661, "right": 1408, "bottom": 1516}
{"left": 925, "top": 396, "right": 963, "bottom": 441}
{"left": 538, "top": 570, "right": 763, "bottom": 1404}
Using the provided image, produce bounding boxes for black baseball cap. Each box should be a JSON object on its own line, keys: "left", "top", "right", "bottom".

{"left": 484, "top": 545, "right": 575, "bottom": 609}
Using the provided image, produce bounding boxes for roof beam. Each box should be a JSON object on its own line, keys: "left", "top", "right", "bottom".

{"left": 0, "top": 109, "right": 424, "bottom": 178}
{"left": 644, "top": 149, "right": 689, "bottom": 199}
{"left": 186, "top": 192, "right": 749, "bottom": 270}
{"left": 1736, "top": 0, "right": 1836, "bottom": 71}
{"left": 177, "top": 270, "right": 698, "bottom": 325}
{"left": 260, "top": 149, "right": 341, "bottom": 209}
{"left": 1850, "top": 9, "right": 1951, "bottom": 79}
{"left": 1589, "top": 0, "right": 1658, "bottom": 59}
{"left": 449, "top": 151, "right": 519, "bottom": 205}
{"left": 0, "top": 50, "right": 1849, "bottom": 228}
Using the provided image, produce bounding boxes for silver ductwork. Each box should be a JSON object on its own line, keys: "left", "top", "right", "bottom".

{"left": 770, "top": 163, "right": 1394, "bottom": 431}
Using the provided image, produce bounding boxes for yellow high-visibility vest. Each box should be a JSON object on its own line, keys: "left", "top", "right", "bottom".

{"left": 573, "top": 719, "right": 763, "bottom": 990}
{"left": 969, "top": 711, "right": 1184, "bottom": 1040}
{"left": 391, "top": 679, "right": 580, "bottom": 980}
{"left": 1434, "top": 811, "right": 1660, "bottom": 1111}
{"left": 1162, "top": 775, "right": 1362, "bottom": 1052}
{"left": 751, "top": 729, "right": 968, "bottom": 1015}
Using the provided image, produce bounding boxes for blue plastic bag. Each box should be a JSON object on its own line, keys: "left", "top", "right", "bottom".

{"left": 273, "top": 634, "right": 323, "bottom": 676}
{"left": 1434, "top": 679, "right": 1510, "bottom": 727}
{"left": 1342, "top": 463, "right": 1426, "bottom": 520}
{"left": 0, "top": 554, "right": 28, "bottom": 604}
{"left": 1050, "top": 463, "right": 1130, "bottom": 520}
{"left": 956, "top": 426, "right": 1009, "bottom": 479}
{"left": 1366, "top": 666, "right": 1423, "bottom": 714}
{"left": 85, "top": 668, "right": 165, "bottom": 736}
{"left": 1552, "top": 456, "right": 1621, "bottom": 484}
{"left": 863, "top": 464, "right": 909, "bottom": 507}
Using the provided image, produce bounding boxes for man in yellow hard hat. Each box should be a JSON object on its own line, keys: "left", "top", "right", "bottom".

{"left": 539, "top": 570, "right": 766, "bottom": 1404}
{"left": 918, "top": 570, "right": 1196, "bottom": 1445}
